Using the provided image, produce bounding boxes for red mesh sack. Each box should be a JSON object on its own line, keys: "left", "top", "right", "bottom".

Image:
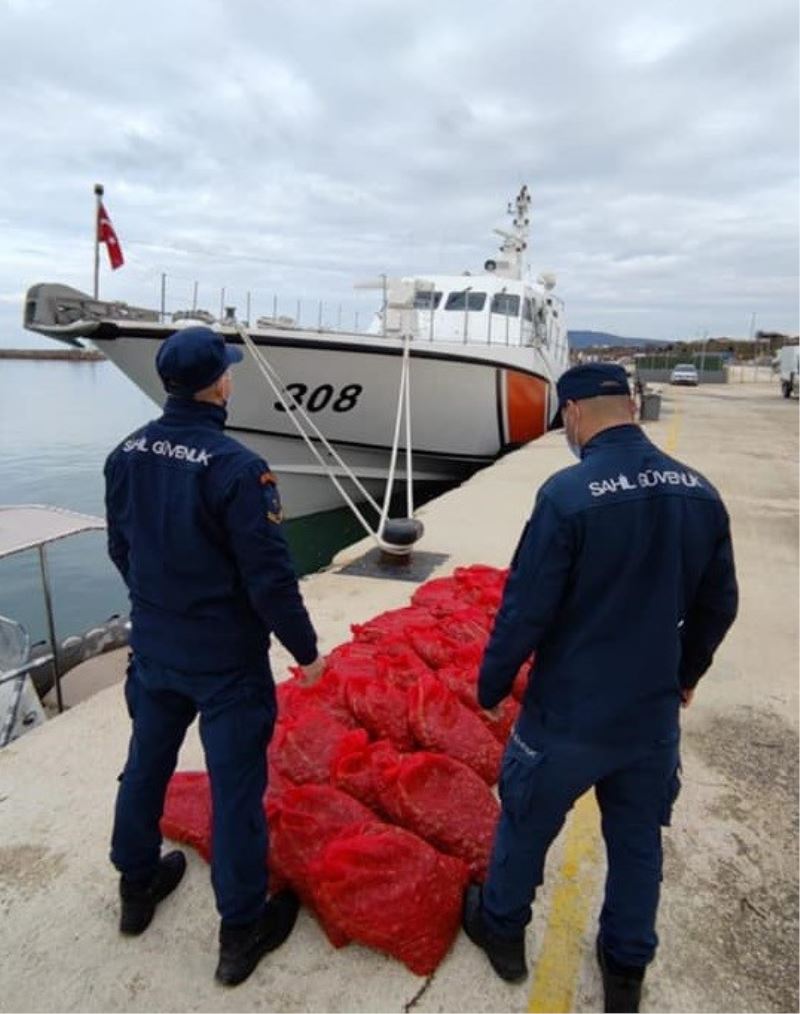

{"left": 378, "top": 641, "right": 432, "bottom": 688}
{"left": 434, "top": 664, "right": 518, "bottom": 743}
{"left": 372, "top": 750, "right": 500, "bottom": 880}
{"left": 277, "top": 667, "right": 358, "bottom": 729}
{"left": 352, "top": 606, "right": 435, "bottom": 643}
{"left": 270, "top": 710, "right": 363, "bottom": 785}
{"left": 406, "top": 624, "right": 460, "bottom": 669}
{"left": 454, "top": 564, "right": 508, "bottom": 593}
{"left": 450, "top": 633, "right": 532, "bottom": 709}
{"left": 161, "top": 771, "right": 212, "bottom": 862}
{"left": 343, "top": 673, "right": 414, "bottom": 750}
{"left": 410, "top": 576, "right": 470, "bottom": 616}
{"left": 267, "top": 784, "right": 381, "bottom": 946}
{"left": 443, "top": 606, "right": 492, "bottom": 642}
{"left": 332, "top": 737, "right": 399, "bottom": 813}
{"left": 265, "top": 761, "right": 297, "bottom": 803}
{"left": 433, "top": 662, "right": 481, "bottom": 710}
{"left": 332, "top": 635, "right": 431, "bottom": 689}
{"left": 407, "top": 673, "right": 502, "bottom": 784}
{"left": 276, "top": 678, "right": 305, "bottom": 723}
{"left": 325, "top": 641, "right": 383, "bottom": 681}
{"left": 309, "top": 823, "right": 469, "bottom": 975}
{"left": 455, "top": 564, "right": 508, "bottom": 614}
{"left": 402, "top": 607, "right": 487, "bottom": 672}
{"left": 324, "top": 640, "right": 429, "bottom": 701}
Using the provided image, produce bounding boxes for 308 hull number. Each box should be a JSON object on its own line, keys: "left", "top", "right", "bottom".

{"left": 275, "top": 383, "right": 363, "bottom": 413}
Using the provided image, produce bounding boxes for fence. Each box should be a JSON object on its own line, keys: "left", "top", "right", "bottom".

{"left": 724, "top": 364, "right": 777, "bottom": 384}
{"left": 635, "top": 353, "right": 727, "bottom": 384}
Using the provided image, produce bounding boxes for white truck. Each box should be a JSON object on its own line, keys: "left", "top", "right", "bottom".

{"left": 777, "top": 345, "right": 799, "bottom": 398}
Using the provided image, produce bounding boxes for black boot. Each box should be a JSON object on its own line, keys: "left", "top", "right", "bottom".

{"left": 119, "top": 850, "right": 187, "bottom": 936}
{"left": 462, "top": 883, "right": 527, "bottom": 983}
{"left": 215, "top": 890, "right": 300, "bottom": 987}
{"left": 596, "top": 937, "right": 645, "bottom": 1013}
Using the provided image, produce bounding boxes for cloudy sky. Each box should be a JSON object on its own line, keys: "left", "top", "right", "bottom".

{"left": 1, "top": 0, "right": 797, "bottom": 345}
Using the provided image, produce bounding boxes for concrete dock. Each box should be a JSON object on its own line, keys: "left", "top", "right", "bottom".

{"left": 1, "top": 382, "right": 797, "bottom": 1013}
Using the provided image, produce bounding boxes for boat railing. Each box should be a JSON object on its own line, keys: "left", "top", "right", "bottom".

{"left": 156, "top": 272, "right": 381, "bottom": 337}
{"left": 0, "top": 506, "right": 125, "bottom": 726}
{"left": 154, "top": 273, "right": 570, "bottom": 359}
{"left": 28, "top": 273, "right": 569, "bottom": 358}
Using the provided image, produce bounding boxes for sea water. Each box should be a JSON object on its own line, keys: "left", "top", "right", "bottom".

{"left": 0, "top": 357, "right": 376, "bottom": 649}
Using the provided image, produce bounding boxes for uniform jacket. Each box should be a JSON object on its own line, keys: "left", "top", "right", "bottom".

{"left": 104, "top": 397, "right": 317, "bottom": 673}
{"left": 479, "top": 424, "right": 738, "bottom": 744}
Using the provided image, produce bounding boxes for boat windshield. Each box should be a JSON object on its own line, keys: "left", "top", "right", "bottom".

{"left": 445, "top": 291, "right": 487, "bottom": 311}
{"left": 490, "top": 293, "right": 520, "bottom": 317}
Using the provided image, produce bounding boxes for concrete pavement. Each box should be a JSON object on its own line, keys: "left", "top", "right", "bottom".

{"left": 0, "top": 381, "right": 797, "bottom": 1013}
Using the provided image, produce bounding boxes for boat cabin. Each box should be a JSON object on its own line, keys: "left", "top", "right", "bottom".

{"left": 377, "top": 273, "right": 568, "bottom": 359}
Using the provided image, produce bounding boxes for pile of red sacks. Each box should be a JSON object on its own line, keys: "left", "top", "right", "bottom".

{"left": 160, "top": 564, "right": 532, "bottom": 975}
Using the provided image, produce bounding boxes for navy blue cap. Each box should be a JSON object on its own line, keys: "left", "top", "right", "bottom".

{"left": 556, "top": 363, "right": 630, "bottom": 409}
{"left": 156, "top": 326, "right": 244, "bottom": 395}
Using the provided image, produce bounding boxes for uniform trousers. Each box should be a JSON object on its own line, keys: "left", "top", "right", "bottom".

{"left": 110, "top": 652, "right": 276, "bottom": 926}
{"left": 482, "top": 725, "right": 681, "bottom": 968}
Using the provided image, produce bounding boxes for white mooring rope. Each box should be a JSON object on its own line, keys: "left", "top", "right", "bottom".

{"left": 234, "top": 323, "right": 419, "bottom": 555}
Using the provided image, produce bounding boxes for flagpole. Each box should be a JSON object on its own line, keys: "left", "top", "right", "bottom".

{"left": 93, "top": 182, "right": 103, "bottom": 299}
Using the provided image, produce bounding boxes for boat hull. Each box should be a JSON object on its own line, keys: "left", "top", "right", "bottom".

{"left": 89, "top": 327, "right": 557, "bottom": 519}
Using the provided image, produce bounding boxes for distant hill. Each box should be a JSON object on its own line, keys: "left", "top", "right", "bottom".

{"left": 568, "top": 330, "right": 669, "bottom": 349}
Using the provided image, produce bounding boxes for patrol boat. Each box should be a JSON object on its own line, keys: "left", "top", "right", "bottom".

{"left": 23, "top": 187, "right": 569, "bottom": 522}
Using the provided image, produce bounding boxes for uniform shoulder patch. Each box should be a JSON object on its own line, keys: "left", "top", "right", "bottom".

{"left": 259, "top": 470, "right": 283, "bottom": 523}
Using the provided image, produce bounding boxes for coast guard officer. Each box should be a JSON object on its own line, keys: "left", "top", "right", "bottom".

{"left": 104, "top": 326, "right": 324, "bottom": 987}
{"left": 463, "top": 363, "right": 738, "bottom": 1012}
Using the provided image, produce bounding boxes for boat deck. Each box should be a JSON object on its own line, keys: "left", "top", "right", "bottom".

{"left": 0, "top": 381, "right": 797, "bottom": 1013}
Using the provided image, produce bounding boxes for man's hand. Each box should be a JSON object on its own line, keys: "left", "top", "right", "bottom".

{"left": 298, "top": 655, "right": 325, "bottom": 687}
{"left": 482, "top": 704, "right": 504, "bottom": 721}
{"left": 680, "top": 687, "right": 695, "bottom": 709}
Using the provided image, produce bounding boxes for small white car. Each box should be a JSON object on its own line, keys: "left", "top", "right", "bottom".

{"left": 670, "top": 363, "right": 699, "bottom": 386}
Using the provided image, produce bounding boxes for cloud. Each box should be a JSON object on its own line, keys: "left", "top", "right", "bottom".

{"left": 0, "top": 0, "right": 797, "bottom": 343}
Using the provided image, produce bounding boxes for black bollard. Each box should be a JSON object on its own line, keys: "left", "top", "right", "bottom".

{"left": 379, "top": 518, "right": 425, "bottom": 565}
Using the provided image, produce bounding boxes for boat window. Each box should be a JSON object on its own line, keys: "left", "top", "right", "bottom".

{"left": 413, "top": 290, "right": 443, "bottom": 310}
{"left": 522, "top": 298, "right": 534, "bottom": 322}
{"left": 445, "top": 291, "right": 487, "bottom": 311}
{"left": 490, "top": 293, "right": 520, "bottom": 317}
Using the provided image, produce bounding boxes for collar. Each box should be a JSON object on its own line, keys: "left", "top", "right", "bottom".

{"left": 581, "top": 424, "right": 647, "bottom": 459}
{"left": 160, "top": 396, "right": 227, "bottom": 430}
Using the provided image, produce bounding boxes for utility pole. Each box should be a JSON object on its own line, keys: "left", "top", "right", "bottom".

{"left": 700, "top": 329, "right": 708, "bottom": 380}
{"left": 749, "top": 312, "right": 758, "bottom": 381}
{"left": 93, "top": 183, "right": 103, "bottom": 299}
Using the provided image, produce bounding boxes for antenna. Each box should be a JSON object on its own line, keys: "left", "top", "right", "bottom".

{"left": 493, "top": 185, "right": 532, "bottom": 280}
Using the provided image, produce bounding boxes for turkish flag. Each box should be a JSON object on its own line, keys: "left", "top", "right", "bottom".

{"left": 97, "top": 201, "right": 124, "bottom": 270}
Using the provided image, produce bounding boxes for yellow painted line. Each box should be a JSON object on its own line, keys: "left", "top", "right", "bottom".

{"left": 527, "top": 792, "right": 603, "bottom": 1013}
{"left": 665, "top": 398, "right": 682, "bottom": 454}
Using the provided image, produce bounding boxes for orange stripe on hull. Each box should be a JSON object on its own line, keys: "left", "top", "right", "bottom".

{"left": 505, "top": 371, "right": 549, "bottom": 445}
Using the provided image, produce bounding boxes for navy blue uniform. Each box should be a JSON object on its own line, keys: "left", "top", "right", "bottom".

{"left": 105, "top": 396, "right": 317, "bottom": 925}
{"left": 478, "top": 424, "right": 738, "bottom": 966}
